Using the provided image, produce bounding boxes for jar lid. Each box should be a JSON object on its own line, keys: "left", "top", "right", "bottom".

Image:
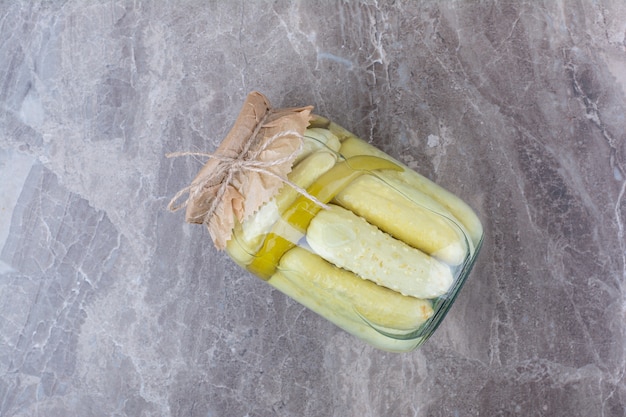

{"left": 169, "top": 91, "right": 313, "bottom": 249}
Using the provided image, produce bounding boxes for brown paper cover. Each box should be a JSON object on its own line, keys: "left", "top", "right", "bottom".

{"left": 172, "top": 91, "right": 312, "bottom": 249}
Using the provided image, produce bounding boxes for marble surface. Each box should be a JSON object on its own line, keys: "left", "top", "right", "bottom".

{"left": 1, "top": 1, "right": 625, "bottom": 416}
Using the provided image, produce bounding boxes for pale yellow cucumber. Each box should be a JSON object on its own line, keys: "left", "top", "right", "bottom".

{"left": 308, "top": 115, "right": 355, "bottom": 143}
{"left": 339, "top": 136, "right": 483, "bottom": 247}
{"left": 334, "top": 174, "right": 469, "bottom": 265}
{"left": 326, "top": 121, "right": 357, "bottom": 143}
{"left": 268, "top": 247, "right": 433, "bottom": 351}
{"left": 278, "top": 247, "right": 433, "bottom": 330}
{"left": 226, "top": 150, "right": 337, "bottom": 265}
{"left": 307, "top": 205, "right": 454, "bottom": 299}
{"left": 268, "top": 271, "right": 426, "bottom": 352}
{"left": 375, "top": 175, "right": 475, "bottom": 255}
{"left": 294, "top": 128, "right": 341, "bottom": 164}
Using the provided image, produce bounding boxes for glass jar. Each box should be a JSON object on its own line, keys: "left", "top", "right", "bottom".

{"left": 172, "top": 93, "right": 483, "bottom": 352}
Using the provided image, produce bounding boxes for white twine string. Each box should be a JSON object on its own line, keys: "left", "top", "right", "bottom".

{"left": 167, "top": 130, "right": 329, "bottom": 226}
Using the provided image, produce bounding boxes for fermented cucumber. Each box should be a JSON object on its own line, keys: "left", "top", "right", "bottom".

{"left": 306, "top": 205, "right": 454, "bottom": 299}
{"left": 294, "top": 128, "right": 341, "bottom": 164}
{"left": 278, "top": 247, "right": 434, "bottom": 330}
{"left": 308, "top": 115, "right": 355, "bottom": 143}
{"left": 334, "top": 174, "right": 470, "bottom": 265}
{"left": 246, "top": 156, "right": 403, "bottom": 279}
{"left": 268, "top": 270, "right": 426, "bottom": 352}
{"left": 226, "top": 150, "right": 337, "bottom": 266}
{"left": 339, "top": 136, "right": 483, "bottom": 247}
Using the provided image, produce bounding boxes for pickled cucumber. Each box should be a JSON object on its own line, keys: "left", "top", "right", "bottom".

{"left": 278, "top": 247, "right": 434, "bottom": 330}
{"left": 247, "top": 156, "right": 403, "bottom": 279}
{"left": 294, "top": 128, "right": 341, "bottom": 164}
{"left": 269, "top": 247, "right": 432, "bottom": 351}
{"left": 339, "top": 136, "right": 483, "bottom": 247}
{"left": 307, "top": 205, "right": 454, "bottom": 299}
{"left": 268, "top": 270, "right": 426, "bottom": 352}
{"left": 226, "top": 150, "right": 337, "bottom": 265}
{"left": 334, "top": 174, "right": 470, "bottom": 265}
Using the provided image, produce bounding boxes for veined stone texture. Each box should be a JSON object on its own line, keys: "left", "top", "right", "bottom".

{"left": 1, "top": 1, "right": 625, "bottom": 416}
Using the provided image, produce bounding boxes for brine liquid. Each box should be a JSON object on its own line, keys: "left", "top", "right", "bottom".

{"left": 226, "top": 126, "right": 483, "bottom": 352}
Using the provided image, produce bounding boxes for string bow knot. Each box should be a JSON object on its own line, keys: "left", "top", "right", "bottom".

{"left": 167, "top": 129, "right": 327, "bottom": 220}
{"left": 167, "top": 91, "right": 318, "bottom": 249}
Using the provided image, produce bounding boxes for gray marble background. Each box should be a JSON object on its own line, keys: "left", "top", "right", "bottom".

{"left": 1, "top": 1, "right": 625, "bottom": 416}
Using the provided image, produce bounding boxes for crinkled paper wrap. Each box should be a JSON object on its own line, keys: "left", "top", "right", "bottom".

{"left": 174, "top": 91, "right": 313, "bottom": 249}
